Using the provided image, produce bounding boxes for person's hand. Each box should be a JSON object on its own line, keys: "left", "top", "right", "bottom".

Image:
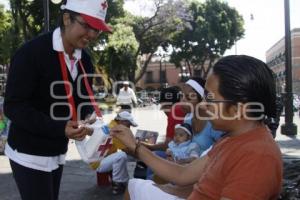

{"left": 83, "top": 113, "right": 97, "bottom": 125}
{"left": 165, "top": 148, "right": 172, "bottom": 156}
{"left": 140, "top": 141, "right": 152, "bottom": 149}
{"left": 65, "top": 120, "right": 93, "bottom": 141}
{"left": 110, "top": 124, "right": 136, "bottom": 152}
{"left": 166, "top": 149, "right": 175, "bottom": 162}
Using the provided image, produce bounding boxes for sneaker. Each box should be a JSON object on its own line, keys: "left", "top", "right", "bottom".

{"left": 112, "top": 182, "right": 126, "bottom": 195}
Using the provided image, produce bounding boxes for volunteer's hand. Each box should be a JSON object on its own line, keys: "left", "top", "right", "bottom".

{"left": 110, "top": 124, "right": 136, "bottom": 151}
{"left": 65, "top": 121, "right": 93, "bottom": 141}
{"left": 83, "top": 113, "right": 97, "bottom": 125}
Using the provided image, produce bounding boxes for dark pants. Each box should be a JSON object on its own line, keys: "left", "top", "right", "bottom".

{"left": 120, "top": 104, "right": 132, "bottom": 112}
{"left": 10, "top": 159, "right": 63, "bottom": 200}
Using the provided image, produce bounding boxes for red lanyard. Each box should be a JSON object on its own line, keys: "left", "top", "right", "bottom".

{"left": 58, "top": 52, "right": 102, "bottom": 121}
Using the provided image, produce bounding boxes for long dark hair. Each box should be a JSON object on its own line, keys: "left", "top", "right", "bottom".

{"left": 159, "top": 86, "right": 181, "bottom": 104}
{"left": 212, "top": 55, "right": 276, "bottom": 119}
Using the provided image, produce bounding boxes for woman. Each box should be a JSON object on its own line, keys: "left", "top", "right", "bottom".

{"left": 179, "top": 77, "right": 222, "bottom": 163}
{"left": 141, "top": 86, "right": 186, "bottom": 179}
{"left": 142, "top": 86, "right": 186, "bottom": 152}
{"left": 4, "top": 0, "right": 111, "bottom": 199}
{"left": 111, "top": 55, "right": 282, "bottom": 200}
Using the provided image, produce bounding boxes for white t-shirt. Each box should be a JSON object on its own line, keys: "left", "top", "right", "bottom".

{"left": 117, "top": 87, "right": 137, "bottom": 105}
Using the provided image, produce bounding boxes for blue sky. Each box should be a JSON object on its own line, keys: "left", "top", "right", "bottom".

{"left": 1, "top": 0, "right": 299, "bottom": 62}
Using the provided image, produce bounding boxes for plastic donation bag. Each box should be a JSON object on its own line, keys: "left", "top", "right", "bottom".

{"left": 75, "top": 118, "right": 113, "bottom": 168}
{"left": 75, "top": 117, "right": 129, "bottom": 170}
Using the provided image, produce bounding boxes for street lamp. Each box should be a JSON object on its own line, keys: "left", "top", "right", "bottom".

{"left": 159, "top": 55, "right": 162, "bottom": 88}
{"left": 43, "top": 0, "right": 49, "bottom": 32}
{"left": 157, "top": 49, "right": 167, "bottom": 88}
{"left": 281, "top": 0, "right": 297, "bottom": 136}
{"left": 43, "top": 0, "right": 63, "bottom": 32}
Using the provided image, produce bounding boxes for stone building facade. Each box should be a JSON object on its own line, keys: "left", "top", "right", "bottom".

{"left": 266, "top": 28, "right": 300, "bottom": 95}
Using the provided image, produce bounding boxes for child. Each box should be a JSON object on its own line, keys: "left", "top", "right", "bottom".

{"left": 166, "top": 123, "right": 199, "bottom": 163}
{"left": 97, "top": 111, "right": 138, "bottom": 195}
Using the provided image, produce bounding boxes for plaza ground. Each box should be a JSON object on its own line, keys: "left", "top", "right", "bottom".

{"left": 0, "top": 106, "right": 300, "bottom": 200}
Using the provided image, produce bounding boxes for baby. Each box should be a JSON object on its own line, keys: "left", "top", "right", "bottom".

{"left": 166, "top": 123, "right": 199, "bottom": 163}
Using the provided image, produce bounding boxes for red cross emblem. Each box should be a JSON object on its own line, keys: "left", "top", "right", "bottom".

{"left": 101, "top": 1, "right": 108, "bottom": 10}
{"left": 97, "top": 138, "right": 112, "bottom": 156}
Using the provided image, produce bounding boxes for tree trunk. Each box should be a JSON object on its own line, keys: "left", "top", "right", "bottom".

{"left": 204, "top": 58, "right": 215, "bottom": 79}
{"left": 134, "top": 52, "right": 155, "bottom": 84}
{"left": 186, "top": 59, "right": 193, "bottom": 77}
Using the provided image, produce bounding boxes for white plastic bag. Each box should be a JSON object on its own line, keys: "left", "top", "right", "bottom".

{"left": 75, "top": 118, "right": 112, "bottom": 164}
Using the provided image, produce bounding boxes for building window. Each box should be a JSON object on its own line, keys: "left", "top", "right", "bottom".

{"left": 161, "top": 71, "right": 166, "bottom": 83}
{"left": 146, "top": 71, "right": 153, "bottom": 83}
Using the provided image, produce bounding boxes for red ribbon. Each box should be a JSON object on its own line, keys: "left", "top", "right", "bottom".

{"left": 58, "top": 52, "right": 102, "bottom": 121}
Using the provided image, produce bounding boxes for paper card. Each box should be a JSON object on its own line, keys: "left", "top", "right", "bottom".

{"left": 135, "top": 129, "right": 158, "bottom": 144}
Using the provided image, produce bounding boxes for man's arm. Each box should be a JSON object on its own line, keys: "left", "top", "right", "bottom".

{"left": 111, "top": 125, "right": 209, "bottom": 186}
{"left": 141, "top": 137, "right": 172, "bottom": 151}
{"left": 135, "top": 144, "right": 209, "bottom": 185}
{"left": 130, "top": 89, "right": 138, "bottom": 105}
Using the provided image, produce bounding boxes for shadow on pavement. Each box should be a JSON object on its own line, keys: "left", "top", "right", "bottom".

{"left": 61, "top": 159, "right": 124, "bottom": 200}
{"left": 279, "top": 154, "right": 300, "bottom": 200}
{"left": 0, "top": 168, "right": 20, "bottom": 200}
{"left": 0, "top": 158, "right": 123, "bottom": 200}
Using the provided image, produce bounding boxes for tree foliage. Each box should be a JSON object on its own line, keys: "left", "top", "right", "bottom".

{"left": 0, "top": 4, "right": 13, "bottom": 64}
{"left": 3, "top": 0, "right": 62, "bottom": 62}
{"left": 128, "top": 0, "right": 182, "bottom": 83}
{"left": 96, "top": 0, "right": 182, "bottom": 84}
{"left": 9, "top": 0, "right": 62, "bottom": 40}
{"left": 170, "top": 0, "right": 245, "bottom": 78}
{"left": 0, "top": 0, "right": 245, "bottom": 84}
{"left": 98, "top": 23, "right": 138, "bottom": 84}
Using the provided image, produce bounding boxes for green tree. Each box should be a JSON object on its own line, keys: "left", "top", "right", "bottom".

{"left": 106, "top": 0, "right": 125, "bottom": 23}
{"left": 5, "top": 0, "right": 124, "bottom": 65}
{"left": 6, "top": 0, "right": 62, "bottom": 57}
{"left": 99, "top": 23, "right": 138, "bottom": 84}
{"left": 128, "top": 0, "right": 182, "bottom": 83}
{"left": 0, "top": 4, "right": 13, "bottom": 64}
{"left": 87, "top": 0, "right": 126, "bottom": 65}
{"left": 170, "top": 0, "right": 245, "bottom": 78}
{"left": 97, "top": 0, "right": 182, "bottom": 84}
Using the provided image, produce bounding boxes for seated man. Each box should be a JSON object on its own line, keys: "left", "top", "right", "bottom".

{"left": 96, "top": 111, "right": 138, "bottom": 195}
